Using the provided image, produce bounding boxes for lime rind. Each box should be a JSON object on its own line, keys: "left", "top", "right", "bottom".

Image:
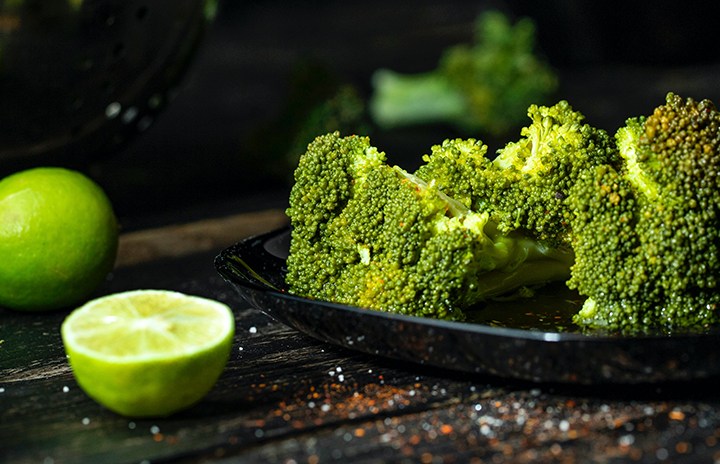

{"left": 0, "top": 167, "right": 118, "bottom": 311}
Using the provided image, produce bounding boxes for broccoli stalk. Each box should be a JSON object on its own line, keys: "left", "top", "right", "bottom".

{"left": 286, "top": 132, "right": 573, "bottom": 320}
{"left": 567, "top": 93, "right": 720, "bottom": 332}
{"left": 368, "top": 10, "right": 557, "bottom": 136}
{"left": 369, "top": 70, "right": 467, "bottom": 130}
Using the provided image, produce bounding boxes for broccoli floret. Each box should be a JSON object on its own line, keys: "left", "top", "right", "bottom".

{"left": 286, "top": 132, "right": 574, "bottom": 320}
{"left": 368, "top": 10, "right": 557, "bottom": 136}
{"left": 414, "top": 137, "right": 493, "bottom": 210}
{"left": 416, "top": 101, "right": 617, "bottom": 248}
{"left": 568, "top": 93, "right": 720, "bottom": 332}
{"left": 245, "top": 61, "right": 368, "bottom": 183}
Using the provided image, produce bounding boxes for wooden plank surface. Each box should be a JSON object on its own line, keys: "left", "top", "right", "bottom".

{"left": 115, "top": 208, "right": 289, "bottom": 268}
{"left": 3, "top": 213, "right": 720, "bottom": 463}
{"left": 4, "top": 1, "right": 720, "bottom": 461}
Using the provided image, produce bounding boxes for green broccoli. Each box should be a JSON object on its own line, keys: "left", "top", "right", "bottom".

{"left": 286, "top": 93, "right": 720, "bottom": 333}
{"left": 416, "top": 101, "right": 618, "bottom": 248}
{"left": 368, "top": 10, "right": 557, "bottom": 137}
{"left": 413, "top": 137, "right": 493, "bottom": 210}
{"left": 567, "top": 93, "right": 720, "bottom": 332}
{"left": 244, "top": 61, "right": 368, "bottom": 183}
{"left": 285, "top": 132, "right": 574, "bottom": 320}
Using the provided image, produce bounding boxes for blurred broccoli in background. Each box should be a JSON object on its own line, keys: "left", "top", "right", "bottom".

{"left": 369, "top": 10, "right": 558, "bottom": 137}
{"left": 244, "top": 61, "right": 368, "bottom": 183}
{"left": 245, "top": 10, "right": 559, "bottom": 184}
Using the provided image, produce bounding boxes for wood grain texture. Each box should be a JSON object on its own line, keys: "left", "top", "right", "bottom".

{"left": 115, "top": 209, "right": 288, "bottom": 268}
{"left": 4, "top": 0, "right": 720, "bottom": 460}
{"left": 4, "top": 226, "right": 720, "bottom": 463}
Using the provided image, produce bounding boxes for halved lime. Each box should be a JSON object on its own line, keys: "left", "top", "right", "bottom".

{"left": 61, "top": 290, "right": 235, "bottom": 417}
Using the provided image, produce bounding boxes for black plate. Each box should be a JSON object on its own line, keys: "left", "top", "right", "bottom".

{"left": 215, "top": 227, "right": 720, "bottom": 384}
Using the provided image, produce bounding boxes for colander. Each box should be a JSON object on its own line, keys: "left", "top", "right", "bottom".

{"left": 0, "top": 0, "right": 216, "bottom": 173}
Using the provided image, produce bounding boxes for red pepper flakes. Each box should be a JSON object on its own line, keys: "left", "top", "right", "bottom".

{"left": 251, "top": 379, "right": 426, "bottom": 434}
{"left": 669, "top": 410, "right": 686, "bottom": 421}
{"left": 675, "top": 441, "right": 691, "bottom": 454}
{"left": 291, "top": 420, "right": 304, "bottom": 429}
{"left": 237, "top": 375, "right": 720, "bottom": 463}
{"left": 613, "top": 418, "right": 626, "bottom": 429}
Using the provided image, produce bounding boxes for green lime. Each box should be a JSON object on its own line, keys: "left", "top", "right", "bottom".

{"left": 61, "top": 290, "right": 235, "bottom": 417}
{"left": 0, "top": 167, "right": 118, "bottom": 311}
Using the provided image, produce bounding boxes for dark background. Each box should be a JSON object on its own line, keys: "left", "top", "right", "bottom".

{"left": 2, "top": 0, "right": 720, "bottom": 231}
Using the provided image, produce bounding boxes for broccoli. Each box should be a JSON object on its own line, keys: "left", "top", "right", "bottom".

{"left": 368, "top": 10, "right": 557, "bottom": 137}
{"left": 244, "top": 61, "right": 368, "bottom": 183}
{"left": 285, "top": 132, "right": 574, "bottom": 320}
{"left": 416, "top": 101, "right": 618, "bottom": 248}
{"left": 567, "top": 93, "right": 720, "bottom": 332}
{"left": 413, "top": 137, "right": 493, "bottom": 210}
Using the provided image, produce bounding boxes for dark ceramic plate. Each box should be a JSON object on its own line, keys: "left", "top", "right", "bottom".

{"left": 215, "top": 227, "right": 720, "bottom": 384}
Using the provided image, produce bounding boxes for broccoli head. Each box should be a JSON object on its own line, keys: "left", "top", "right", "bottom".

{"left": 414, "top": 137, "right": 493, "bottom": 210}
{"left": 286, "top": 132, "right": 574, "bottom": 320}
{"left": 416, "top": 101, "right": 618, "bottom": 248}
{"left": 568, "top": 93, "right": 720, "bottom": 332}
{"left": 369, "top": 10, "right": 557, "bottom": 136}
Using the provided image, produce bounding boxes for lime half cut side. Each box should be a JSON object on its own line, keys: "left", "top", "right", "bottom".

{"left": 61, "top": 290, "right": 235, "bottom": 417}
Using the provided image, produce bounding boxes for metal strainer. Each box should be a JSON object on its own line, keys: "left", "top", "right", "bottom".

{"left": 0, "top": 0, "right": 216, "bottom": 172}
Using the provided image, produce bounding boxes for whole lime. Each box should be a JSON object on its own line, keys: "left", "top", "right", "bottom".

{"left": 0, "top": 167, "right": 118, "bottom": 311}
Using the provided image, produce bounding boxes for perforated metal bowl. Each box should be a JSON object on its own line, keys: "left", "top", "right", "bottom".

{"left": 0, "top": 0, "right": 216, "bottom": 171}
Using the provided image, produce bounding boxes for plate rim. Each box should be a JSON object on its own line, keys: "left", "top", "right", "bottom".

{"left": 214, "top": 227, "right": 720, "bottom": 344}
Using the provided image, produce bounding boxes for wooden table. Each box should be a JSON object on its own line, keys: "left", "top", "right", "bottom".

{"left": 3, "top": 209, "right": 720, "bottom": 463}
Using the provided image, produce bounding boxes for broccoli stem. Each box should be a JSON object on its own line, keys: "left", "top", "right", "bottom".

{"left": 400, "top": 165, "right": 575, "bottom": 302}
{"left": 471, "top": 251, "right": 575, "bottom": 299}
{"left": 469, "top": 225, "right": 575, "bottom": 299}
{"left": 369, "top": 69, "right": 467, "bottom": 129}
